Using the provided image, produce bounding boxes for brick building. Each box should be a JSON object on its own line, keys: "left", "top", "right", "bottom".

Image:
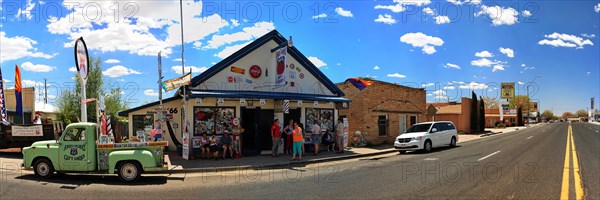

{"left": 484, "top": 108, "right": 517, "bottom": 128}
{"left": 427, "top": 97, "right": 474, "bottom": 133}
{"left": 337, "top": 79, "right": 426, "bottom": 145}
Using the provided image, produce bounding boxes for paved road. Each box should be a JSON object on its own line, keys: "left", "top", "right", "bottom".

{"left": 0, "top": 122, "right": 598, "bottom": 199}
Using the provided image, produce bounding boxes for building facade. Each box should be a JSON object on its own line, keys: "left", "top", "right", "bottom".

{"left": 119, "top": 30, "right": 350, "bottom": 155}
{"left": 3, "top": 87, "right": 58, "bottom": 124}
{"left": 337, "top": 80, "right": 426, "bottom": 145}
{"left": 427, "top": 97, "right": 474, "bottom": 133}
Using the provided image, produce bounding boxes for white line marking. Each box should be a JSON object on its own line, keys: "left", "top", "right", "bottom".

{"left": 527, "top": 136, "right": 533, "bottom": 139}
{"left": 478, "top": 151, "right": 501, "bottom": 161}
{"left": 424, "top": 158, "right": 438, "bottom": 161}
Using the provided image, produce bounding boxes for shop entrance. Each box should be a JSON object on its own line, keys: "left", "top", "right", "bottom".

{"left": 240, "top": 107, "right": 274, "bottom": 156}
{"left": 283, "top": 108, "right": 301, "bottom": 128}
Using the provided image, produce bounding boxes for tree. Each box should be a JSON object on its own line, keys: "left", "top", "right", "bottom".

{"left": 481, "top": 96, "right": 500, "bottom": 109}
{"left": 470, "top": 91, "right": 478, "bottom": 132}
{"left": 575, "top": 109, "right": 588, "bottom": 118}
{"left": 509, "top": 95, "right": 533, "bottom": 111}
{"left": 56, "top": 57, "right": 128, "bottom": 123}
{"left": 479, "top": 97, "right": 485, "bottom": 131}
{"left": 517, "top": 106, "right": 523, "bottom": 126}
{"left": 562, "top": 112, "right": 574, "bottom": 119}
{"left": 541, "top": 110, "right": 554, "bottom": 121}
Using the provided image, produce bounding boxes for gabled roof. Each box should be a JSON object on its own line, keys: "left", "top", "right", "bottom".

{"left": 188, "top": 29, "right": 345, "bottom": 97}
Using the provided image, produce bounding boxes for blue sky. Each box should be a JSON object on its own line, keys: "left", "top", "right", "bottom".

{"left": 1, "top": 0, "right": 599, "bottom": 115}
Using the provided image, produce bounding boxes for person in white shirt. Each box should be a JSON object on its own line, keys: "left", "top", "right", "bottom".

{"left": 311, "top": 121, "right": 321, "bottom": 156}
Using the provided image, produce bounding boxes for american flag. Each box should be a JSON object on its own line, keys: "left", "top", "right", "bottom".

{"left": 0, "top": 67, "right": 7, "bottom": 121}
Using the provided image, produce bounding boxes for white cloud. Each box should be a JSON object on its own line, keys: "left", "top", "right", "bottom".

{"left": 374, "top": 14, "right": 397, "bottom": 25}
{"left": 47, "top": 1, "right": 229, "bottom": 57}
{"left": 435, "top": 16, "right": 451, "bottom": 24}
{"left": 447, "top": 0, "right": 481, "bottom": 5}
{"left": 400, "top": 32, "right": 444, "bottom": 55}
{"left": 0, "top": 32, "right": 56, "bottom": 63}
{"left": 230, "top": 19, "right": 240, "bottom": 27}
{"left": 475, "top": 50, "right": 493, "bottom": 58}
{"left": 499, "top": 47, "right": 514, "bottom": 58}
{"left": 68, "top": 67, "right": 77, "bottom": 72}
{"left": 375, "top": 0, "right": 431, "bottom": 13}
{"left": 205, "top": 22, "right": 275, "bottom": 49}
{"left": 102, "top": 65, "right": 142, "bottom": 77}
{"left": 459, "top": 82, "right": 488, "bottom": 90}
{"left": 471, "top": 58, "right": 505, "bottom": 67}
{"left": 444, "top": 63, "right": 461, "bottom": 69}
{"left": 522, "top": 10, "right": 532, "bottom": 17}
{"left": 387, "top": 73, "right": 407, "bottom": 78}
{"left": 20, "top": 62, "right": 56, "bottom": 72}
{"left": 373, "top": 66, "right": 380, "bottom": 70}
{"left": 423, "top": 7, "right": 434, "bottom": 15}
{"left": 312, "top": 13, "right": 327, "bottom": 19}
{"left": 475, "top": 5, "right": 519, "bottom": 26}
{"left": 473, "top": 75, "right": 487, "bottom": 79}
{"left": 581, "top": 34, "right": 596, "bottom": 38}
{"left": 144, "top": 89, "right": 159, "bottom": 97}
{"left": 431, "top": 89, "right": 449, "bottom": 100}
{"left": 422, "top": 83, "right": 435, "bottom": 87}
{"left": 171, "top": 65, "right": 209, "bottom": 75}
{"left": 517, "top": 81, "right": 524, "bottom": 85}
{"left": 492, "top": 65, "right": 505, "bottom": 72}
{"left": 538, "top": 32, "right": 594, "bottom": 49}
{"left": 443, "top": 86, "right": 455, "bottom": 90}
{"left": 308, "top": 56, "right": 327, "bottom": 68}
{"left": 595, "top": 3, "right": 600, "bottom": 13}
{"left": 335, "top": 7, "right": 354, "bottom": 17}
{"left": 22, "top": 79, "right": 43, "bottom": 88}
{"left": 16, "top": 0, "right": 36, "bottom": 20}
{"left": 105, "top": 59, "right": 120, "bottom": 64}
{"left": 215, "top": 41, "right": 252, "bottom": 59}
{"left": 172, "top": 58, "right": 183, "bottom": 62}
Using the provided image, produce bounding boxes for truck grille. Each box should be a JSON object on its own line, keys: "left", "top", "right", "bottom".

{"left": 398, "top": 138, "right": 412, "bottom": 143}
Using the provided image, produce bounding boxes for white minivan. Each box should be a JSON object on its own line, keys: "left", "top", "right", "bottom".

{"left": 394, "top": 121, "right": 458, "bottom": 153}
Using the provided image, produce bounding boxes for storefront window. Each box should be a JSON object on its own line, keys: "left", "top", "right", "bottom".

{"left": 305, "top": 108, "right": 335, "bottom": 133}
{"left": 194, "top": 107, "right": 235, "bottom": 136}
{"left": 132, "top": 114, "right": 153, "bottom": 135}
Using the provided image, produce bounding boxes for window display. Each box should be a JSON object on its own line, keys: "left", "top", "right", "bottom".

{"left": 194, "top": 107, "right": 235, "bottom": 136}
{"left": 305, "top": 108, "right": 334, "bottom": 132}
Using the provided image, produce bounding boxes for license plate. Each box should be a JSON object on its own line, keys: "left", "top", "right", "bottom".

{"left": 399, "top": 144, "right": 406, "bottom": 147}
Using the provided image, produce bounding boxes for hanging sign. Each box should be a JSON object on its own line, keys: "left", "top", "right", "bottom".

{"left": 297, "top": 100, "right": 303, "bottom": 106}
{"left": 275, "top": 47, "right": 287, "bottom": 85}
{"left": 501, "top": 82, "right": 515, "bottom": 99}
{"left": 74, "top": 37, "right": 90, "bottom": 83}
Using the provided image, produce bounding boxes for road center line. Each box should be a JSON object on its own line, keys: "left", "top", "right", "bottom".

{"left": 526, "top": 136, "right": 533, "bottom": 139}
{"left": 477, "top": 151, "right": 500, "bottom": 161}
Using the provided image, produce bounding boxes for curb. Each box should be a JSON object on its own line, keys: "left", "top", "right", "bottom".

{"left": 155, "top": 149, "right": 398, "bottom": 174}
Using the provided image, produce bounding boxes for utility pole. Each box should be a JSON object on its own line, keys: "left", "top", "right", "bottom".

{"left": 44, "top": 78, "right": 47, "bottom": 104}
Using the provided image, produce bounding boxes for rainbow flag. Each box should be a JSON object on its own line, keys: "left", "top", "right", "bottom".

{"left": 346, "top": 78, "right": 373, "bottom": 91}
{"left": 15, "top": 65, "right": 23, "bottom": 116}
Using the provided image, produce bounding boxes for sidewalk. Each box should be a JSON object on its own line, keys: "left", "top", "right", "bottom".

{"left": 482, "top": 125, "right": 534, "bottom": 137}
{"left": 165, "top": 134, "right": 483, "bottom": 173}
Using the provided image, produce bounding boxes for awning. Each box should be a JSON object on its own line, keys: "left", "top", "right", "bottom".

{"left": 189, "top": 90, "right": 351, "bottom": 103}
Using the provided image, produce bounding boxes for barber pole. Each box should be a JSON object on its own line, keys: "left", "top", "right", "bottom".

{"left": 284, "top": 100, "right": 290, "bottom": 114}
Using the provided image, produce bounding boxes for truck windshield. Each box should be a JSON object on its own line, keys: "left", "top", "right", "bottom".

{"left": 405, "top": 123, "right": 432, "bottom": 133}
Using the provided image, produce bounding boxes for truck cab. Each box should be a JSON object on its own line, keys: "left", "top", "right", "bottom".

{"left": 22, "top": 122, "right": 167, "bottom": 182}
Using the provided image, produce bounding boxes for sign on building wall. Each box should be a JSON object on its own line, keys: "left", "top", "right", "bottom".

{"left": 501, "top": 82, "right": 515, "bottom": 99}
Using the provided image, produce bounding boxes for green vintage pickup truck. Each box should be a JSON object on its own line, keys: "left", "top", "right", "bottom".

{"left": 22, "top": 122, "right": 168, "bottom": 182}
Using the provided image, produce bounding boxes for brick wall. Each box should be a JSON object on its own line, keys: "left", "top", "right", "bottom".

{"left": 338, "top": 81, "right": 426, "bottom": 145}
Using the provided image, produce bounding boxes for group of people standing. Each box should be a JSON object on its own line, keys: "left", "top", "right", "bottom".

{"left": 271, "top": 118, "right": 345, "bottom": 161}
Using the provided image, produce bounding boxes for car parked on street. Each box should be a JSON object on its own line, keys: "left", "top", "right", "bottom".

{"left": 394, "top": 121, "right": 458, "bottom": 154}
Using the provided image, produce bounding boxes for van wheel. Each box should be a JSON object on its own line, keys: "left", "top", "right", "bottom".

{"left": 34, "top": 158, "right": 54, "bottom": 179}
{"left": 450, "top": 137, "right": 457, "bottom": 147}
{"left": 118, "top": 161, "right": 141, "bottom": 182}
{"left": 423, "top": 140, "right": 432, "bottom": 153}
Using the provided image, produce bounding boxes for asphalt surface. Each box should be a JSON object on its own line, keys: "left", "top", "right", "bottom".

{"left": 0, "top": 122, "right": 598, "bottom": 199}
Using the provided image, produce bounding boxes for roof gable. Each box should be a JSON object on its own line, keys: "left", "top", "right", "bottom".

{"left": 189, "top": 30, "right": 344, "bottom": 97}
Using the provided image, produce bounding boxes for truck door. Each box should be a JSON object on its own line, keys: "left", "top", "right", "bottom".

{"left": 59, "top": 127, "right": 93, "bottom": 171}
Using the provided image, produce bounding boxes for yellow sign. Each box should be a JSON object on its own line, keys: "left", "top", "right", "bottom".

{"left": 501, "top": 82, "right": 515, "bottom": 99}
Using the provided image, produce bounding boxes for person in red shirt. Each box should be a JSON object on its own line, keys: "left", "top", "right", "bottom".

{"left": 271, "top": 119, "right": 282, "bottom": 157}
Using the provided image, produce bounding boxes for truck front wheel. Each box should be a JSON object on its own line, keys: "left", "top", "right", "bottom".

{"left": 34, "top": 158, "right": 54, "bottom": 179}
{"left": 118, "top": 161, "right": 141, "bottom": 182}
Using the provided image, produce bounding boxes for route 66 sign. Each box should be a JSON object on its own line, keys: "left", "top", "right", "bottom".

{"left": 70, "top": 147, "right": 78, "bottom": 156}
{"left": 297, "top": 100, "right": 303, "bottom": 106}
{"left": 328, "top": 102, "right": 334, "bottom": 107}
{"left": 218, "top": 98, "right": 225, "bottom": 104}
{"left": 195, "top": 98, "right": 203, "bottom": 104}
{"left": 260, "top": 99, "right": 266, "bottom": 105}
{"left": 240, "top": 98, "right": 246, "bottom": 105}
{"left": 314, "top": 101, "right": 319, "bottom": 106}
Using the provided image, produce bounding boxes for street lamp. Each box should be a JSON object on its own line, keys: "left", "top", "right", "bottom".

{"left": 527, "top": 75, "right": 542, "bottom": 125}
